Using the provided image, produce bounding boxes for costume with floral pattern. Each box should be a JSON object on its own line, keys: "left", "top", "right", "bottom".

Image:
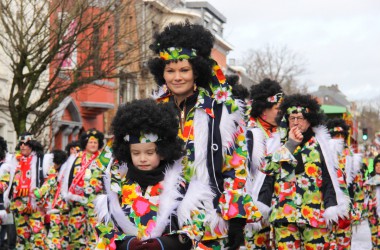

{"left": 95, "top": 161, "right": 200, "bottom": 250}
{"left": 156, "top": 86, "right": 261, "bottom": 247}
{"left": 0, "top": 153, "right": 48, "bottom": 250}
{"left": 244, "top": 118, "right": 281, "bottom": 249}
{"left": 262, "top": 127, "right": 350, "bottom": 248}
{"left": 66, "top": 150, "right": 107, "bottom": 249}
{"left": 33, "top": 166, "right": 70, "bottom": 249}
{"left": 365, "top": 174, "right": 380, "bottom": 249}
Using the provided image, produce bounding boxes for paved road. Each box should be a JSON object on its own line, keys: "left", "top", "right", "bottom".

{"left": 351, "top": 219, "right": 372, "bottom": 250}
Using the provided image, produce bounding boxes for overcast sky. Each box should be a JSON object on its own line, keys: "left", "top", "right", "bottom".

{"left": 195, "top": 0, "right": 380, "bottom": 101}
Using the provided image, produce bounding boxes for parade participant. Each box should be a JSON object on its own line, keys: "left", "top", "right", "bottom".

{"left": 0, "top": 132, "right": 51, "bottom": 249}
{"left": 95, "top": 98, "right": 200, "bottom": 250}
{"left": 64, "top": 128, "right": 106, "bottom": 249}
{"left": 148, "top": 21, "right": 261, "bottom": 249}
{"left": 365, "top": 155, "right": 380, "bottom": 249}
{"left": 32, "top": 149, "right": 68, "bottom": 249}
{"left": 226, "top": 74, "right": 249, "bottom": 102}
{"left": 326, "top": 118, "right": 362, "bottom": 249}
{"left": 244, "top": 79, "right": 283, "bottom": 249}
{"left": 0, "top": 136, "right": 10, "bottom": 249}
{"left": 65, "top": 140, "right": 81, "bottom": 157}
{"left": 261, "top": 94, "right": 350, "bottom": 249}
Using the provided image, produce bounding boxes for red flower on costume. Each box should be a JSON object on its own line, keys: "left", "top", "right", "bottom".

{"left": 132, "top": 196, "right": 151, "bottom": 216}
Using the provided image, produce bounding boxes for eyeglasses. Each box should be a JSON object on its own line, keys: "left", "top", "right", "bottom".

{"left": 289, "top": 116, "right": 305, "bottom": 122}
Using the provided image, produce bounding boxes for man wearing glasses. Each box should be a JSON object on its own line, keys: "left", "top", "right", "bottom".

{"left": 260, "top": 94, "right": 350, "bottom": 249}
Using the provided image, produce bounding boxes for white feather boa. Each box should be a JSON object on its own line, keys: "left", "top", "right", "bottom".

{"left": 313, "top": 126, "right": 350, "bottom": 224}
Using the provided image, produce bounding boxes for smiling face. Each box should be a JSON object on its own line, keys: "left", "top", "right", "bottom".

{"left": 163, "top": 60, "right": 195, "bottom": 103}
{"left": 130, "top": 142, "right": 163, "bottom": 171}
{"left": 288, "top": 113, "right": 311, "bottom": 133}
{"left": 20, "top": 143, "right": 32, "bottom": 157}
{"left": 85, "top": 137, "right": 99, "bottom": 154}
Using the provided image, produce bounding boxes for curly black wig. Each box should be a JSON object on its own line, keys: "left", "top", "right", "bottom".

{"left": 111, "top": 99, "right": 185, "bottom": 165}
{"left": 65, "top": 140, "right": 81, "bottom": 155}
{"left": 0, "top": 136, "right": 7, "bottom": 161}
{"left": 16, "top": 132, "right": 44, "bottom": 155}
{"left": 79, "top": 128, "right": 105, "bottom": 151}
{"left": 52, "top": 149, "right": 68, "bottom": 167}
{"left": 276, "top": 94, "right": 325, "bottom": 127}
{"left": 250, "top": 78, "right": 283, "bottom": 118}
{"left": 148, "top": 21, "right": 215, "bottom": 92}
{"left": 226, "top": 74, "right": 249, "bottom": 100}
{"left": 325, "top": 118, "right": 350, "bottom": 140}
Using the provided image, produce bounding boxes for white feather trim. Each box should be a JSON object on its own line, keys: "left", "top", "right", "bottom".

{"left": 107, "top": 190, "right": 138, "bottom": 235}
{"left": 148, "top": 161, "right": 184, "bottom": 239}
{"left": 193, "top": 109, "right": 211, "bottom": 186}
{"left": 177, "top": 179, "right": 215, "bottom": 228}
{"left": 248, "top": 127, "right": 266, "bottom": 175}
{"left": 220, "top": 104, "right": 240, "bottom": 152}
{"left": 348, "top": 153, "right": 362, "bottom": 185}
{"left": 313, "top": 126, "right": 350, "bottom": 225}
{"left": 94, "top": 194, "right": 110, "bottom": 224}
{"left": 60, "top": 154, "right": 77, "bottom": 201}
{"left": 43, "top": 153, "right": 54, "bottom": 178}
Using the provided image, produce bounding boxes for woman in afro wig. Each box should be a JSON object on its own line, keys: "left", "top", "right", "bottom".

{"left": 95, "top": 99, "right": 195, "bottom": 250}
{"left": 65, "top": 128, "right": 105, "bottom": 249}
{"left": 147, "top": 21, "right": 261, "bottom": 249}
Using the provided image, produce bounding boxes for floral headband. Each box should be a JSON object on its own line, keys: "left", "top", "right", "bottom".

{"left": 159, "top": 47, "right": 197, "bottom": 61}
{"left": 18, "top": 134, "right": 33, "bottom": 143}
{"left": 267, "top": 92, "right": 284, "bottom": 103}
{"left": 330, "top": 127, "right": 344, "bottom": 133}
{"left": 124, "top": 132, "right": 160, "bottom": 144}
{"left": 286, "top": 106, "right": 309, "bottom": 114}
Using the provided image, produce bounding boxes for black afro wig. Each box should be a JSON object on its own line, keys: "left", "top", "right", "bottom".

{"left": 250, "top": 78, "right": 283, "bottom": 118}
{"left": 226, "top": 74, "right": 249, "bottom": 101}
{"left": 0, "top": 136, "right": 7, "bottom": 161}
{"left": 148, "top": 21, "right": 215, "bottom": 92}
{"left": 276, "top": 94, "right": 325, "bottom": 127}
{"left": 52, "top": 149, "right": 68, "bottom": 166}
{"left": 111, "top": 99, "right": 185, "bottom": 165}
{"left": 79, "top": 128, "right": 105, "bottom": 151}
{"left": 65, "top": 140, "right": 81, "bottom": 155}
{"left": 16, "top": 132, "right": 44, "bottom": 156}
{"left": 325, "top": 118, "right": 350, "bottom": 140}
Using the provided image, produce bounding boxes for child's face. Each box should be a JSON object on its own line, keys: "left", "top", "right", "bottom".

{"left": 130, "top": 142, "right": 162, "bottom": 171}
{"left": 375, "top": 162, "right": 380, "bottom": 174}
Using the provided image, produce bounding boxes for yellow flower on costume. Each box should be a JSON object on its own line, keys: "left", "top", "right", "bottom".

{"left": 301, "top": 205, "right": 313, "bottom": 219}
{"left": 305, "top": 163, "right": 319, "bottom": 177}
{"left": 122, "top": 184, "right": 138, "bottom": 205}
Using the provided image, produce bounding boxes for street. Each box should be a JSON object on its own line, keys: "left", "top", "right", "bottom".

{"left": 352, "top": 220, "right": 372, "bottom": 250}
